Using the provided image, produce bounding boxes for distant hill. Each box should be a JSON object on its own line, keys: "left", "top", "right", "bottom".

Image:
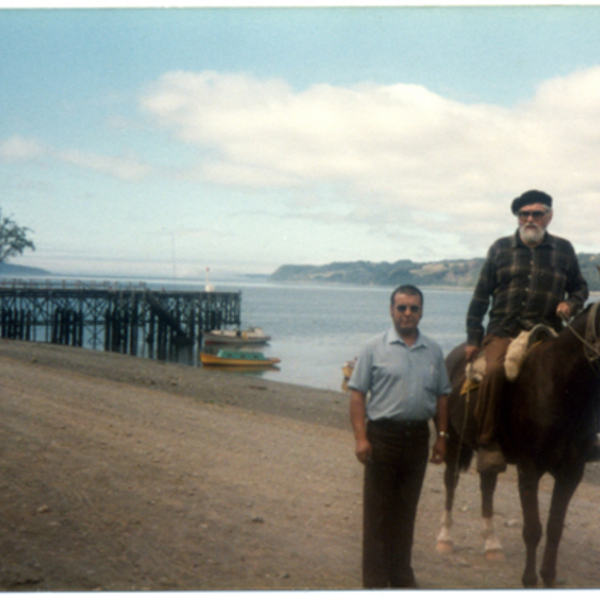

{"left": 0, "top": 263, "right": 50, "bottom": 277}
{"left": 270, "top": 254, "right": 600, "bottom": 291}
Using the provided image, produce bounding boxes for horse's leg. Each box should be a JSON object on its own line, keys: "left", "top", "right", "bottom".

{"left": 480, "top": 471, "right": 504, "bottom": 560}
{"left": 517, "top": 463, "right": 543, "bottom": 588}
{"left": 436, "top": 459, "right": 457, "bottom": 554}
{"left": 539, "top": 464, "right": 584, "bottom": 588}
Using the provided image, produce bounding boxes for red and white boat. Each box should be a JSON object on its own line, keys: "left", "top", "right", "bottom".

{"left": 202, "top": 326, "right": 271, "bottom": 345}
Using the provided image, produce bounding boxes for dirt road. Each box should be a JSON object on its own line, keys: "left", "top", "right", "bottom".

{"left": 1, "top": 339, "right": 599, "bottom": 590}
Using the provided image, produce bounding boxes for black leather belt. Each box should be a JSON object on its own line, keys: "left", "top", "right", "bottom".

{"left": 369, "top": 418, "right": 428, "bottom": 430}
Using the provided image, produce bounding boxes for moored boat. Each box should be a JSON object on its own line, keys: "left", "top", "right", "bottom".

{"left": 202, "top": 326, "right": 271, "bottom": 345}
{"left": 200, "top": 348, "right": 281, "bottom": 367}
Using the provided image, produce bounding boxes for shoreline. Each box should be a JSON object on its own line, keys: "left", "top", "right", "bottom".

{"left": 0, "top": 339, "right": 351, "bottom": 432}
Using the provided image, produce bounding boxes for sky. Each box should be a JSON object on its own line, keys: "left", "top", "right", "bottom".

{"left": 3, "top": 4, "right": 600, "bottom": 279}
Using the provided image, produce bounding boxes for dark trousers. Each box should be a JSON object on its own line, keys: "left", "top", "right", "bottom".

{"left": 474, "top": 335, "right": 512, "bottom": 445}
{"left": 362, "top": 419, "right": 429, "bottom": 589}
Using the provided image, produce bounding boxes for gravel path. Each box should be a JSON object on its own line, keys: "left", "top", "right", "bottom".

{"left": 1, "top": 339, "right": 599, "bottom": 590}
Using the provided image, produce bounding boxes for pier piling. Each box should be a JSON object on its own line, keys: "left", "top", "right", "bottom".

{"left": 0, "top": 280, "right": 242, "bottom": 364}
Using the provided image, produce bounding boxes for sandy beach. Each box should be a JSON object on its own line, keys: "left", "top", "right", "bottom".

{"left": 1, "top": 338, "right": 600, "bottom": 591}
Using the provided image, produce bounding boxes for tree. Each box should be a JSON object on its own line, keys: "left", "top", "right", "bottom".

{"left": 0, "top": 212, "right": 35, "bottom": 263}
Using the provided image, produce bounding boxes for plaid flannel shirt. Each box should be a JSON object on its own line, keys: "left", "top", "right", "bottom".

{"left": 466, "top": 230, "right": 589, "bottom": 346}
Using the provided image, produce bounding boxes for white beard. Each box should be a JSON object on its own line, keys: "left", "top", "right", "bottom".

{"left": 519, "top": 224, "right": 546, "bottom": 245}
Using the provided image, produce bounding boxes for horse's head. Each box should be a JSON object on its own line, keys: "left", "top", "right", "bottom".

{"left": 566, "top": 300, "right": 600, "bottom": 376}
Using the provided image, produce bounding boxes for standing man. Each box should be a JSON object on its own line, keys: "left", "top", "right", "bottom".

{"left": 466, "top": 190, "right": 589, "bottom": 473}
{"left": 348, "top": 284, "right": 450, "bottom": 589}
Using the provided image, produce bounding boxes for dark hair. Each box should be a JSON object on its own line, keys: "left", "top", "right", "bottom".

{"left": 390, "top": 284, "right": 423, "bottom": 307}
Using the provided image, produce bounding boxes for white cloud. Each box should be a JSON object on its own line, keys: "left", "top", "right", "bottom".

{"left": 57, "top": 149, "right": 150, "bottom": 181}
{"left": 0, "top": 135, "right": 150, "bottom": 182}
{"left": 0, "top": 135, "right": 45, "bottom": 161}
{"left": 141, "top": 67, "right": 600, "bottom": 256}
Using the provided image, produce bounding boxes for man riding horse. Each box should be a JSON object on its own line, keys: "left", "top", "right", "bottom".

{"left": 465, "top": 190, "right": 597, "bottom": 473}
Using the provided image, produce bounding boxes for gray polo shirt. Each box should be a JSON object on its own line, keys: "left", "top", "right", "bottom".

{"left": 348, "top": 327, "right": 451, "bottom": 422}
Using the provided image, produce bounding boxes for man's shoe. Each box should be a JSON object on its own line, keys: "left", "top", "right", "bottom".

{"left": 586, "top": 437, "right": 600, "bottom": 462}
{"left": 391, "top": 568, "right": 418, "bottom": 588}
{"left": 392, "top": 577, "right": 418, "bottom": 589}
{"left": 477, "top": 442, "right": 507, "bottom": 474}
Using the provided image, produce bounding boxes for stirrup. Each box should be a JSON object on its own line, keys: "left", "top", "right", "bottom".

{"left": 477, "top": 443, "right": 507, "bottom": 474}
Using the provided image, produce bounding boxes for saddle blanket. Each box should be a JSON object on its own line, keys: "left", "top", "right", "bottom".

{"left": 463, "top": 325, "right": 558, "bottom": 393}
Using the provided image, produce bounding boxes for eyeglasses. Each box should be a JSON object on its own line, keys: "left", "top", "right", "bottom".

{"left": 395, "top": 304, "right": 420, "bottom": 313}
{"left": 518, "top": 210, "right": 548, "bottom": 220}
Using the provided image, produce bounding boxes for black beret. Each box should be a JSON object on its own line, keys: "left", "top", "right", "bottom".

{"left": 511, "top": 190, "right": 553, "bottom": 215}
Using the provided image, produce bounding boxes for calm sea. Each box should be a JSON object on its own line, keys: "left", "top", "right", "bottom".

{"left": 206, "top": 280, "right": 600, "bottom": 392}
{"left": 22, "top": 276, "right": 600, "bottom": 393}
{"left": 202, "top": 280, "right": 472, "bottom": 392}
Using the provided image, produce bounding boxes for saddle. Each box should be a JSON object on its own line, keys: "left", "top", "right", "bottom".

{"left": 504, "top": 325, "right": 558, "bottom": 381}
{"left": 463, "top": 324, "right": 558, "bottom": 392}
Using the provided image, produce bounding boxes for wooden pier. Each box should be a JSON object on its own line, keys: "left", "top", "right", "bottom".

{"left": 0, "top": 279, "right": 242, "bottom": 363}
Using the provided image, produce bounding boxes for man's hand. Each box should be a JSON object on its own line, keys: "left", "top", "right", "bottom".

{"left": 465, "top": 344, "right": 480, "bottom": 362}
{"left": 350, "top": 389, "right": 371, "bottom": 464}
{"left": 430, "top": 436, "right": 447, "bottom": 464}
{"left": 557, "top": 302, "right": 571, "bottom": 321}
{"left": 355, "top": 438, "right": 372, "bottom": 464}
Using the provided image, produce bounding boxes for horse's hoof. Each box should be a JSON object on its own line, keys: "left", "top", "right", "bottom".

{"left": 522, "top": 574, "right": 538, "bottom": 588}
{"left": 436, "top": 540, "right": 454, "bottom": 554}
{"left": 541, "top": 574, "right": 557, "bottom": 588}
{"left": 484, "top": 549, "right": 505, "bottom": 561}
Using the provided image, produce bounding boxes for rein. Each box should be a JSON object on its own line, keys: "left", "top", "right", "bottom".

{"left": 563, "top": 301, "right": 600, "bottom": 377}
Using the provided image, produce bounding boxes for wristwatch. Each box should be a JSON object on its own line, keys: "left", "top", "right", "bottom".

{"left": 438, "top": 431, "right": 449, "bottom": 439}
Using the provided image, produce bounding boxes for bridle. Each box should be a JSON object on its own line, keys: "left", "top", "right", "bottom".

{"left": 564, "top": 300, "right": 600, "bottom": 377}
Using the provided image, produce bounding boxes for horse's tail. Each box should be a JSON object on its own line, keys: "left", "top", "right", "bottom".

{"left": 447, "top": 383, "right": 478, "bottom": 474}
{"left": 454, "top": 438, "right": 475, "bottom": 472}
{"left": 448, "top": 416, "right": 475, "bottom": 472}
{"left": 445, "top": 341, "right": 479, "bottom": 473}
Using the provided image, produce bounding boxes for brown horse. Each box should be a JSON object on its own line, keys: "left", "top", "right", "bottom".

{"left": 436, "top": 300, "right": 600, "bottom": 588}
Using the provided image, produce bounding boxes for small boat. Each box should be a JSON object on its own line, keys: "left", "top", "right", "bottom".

{"left": 200, "top": 349, "right": 281, "bottom": 367}
{"left": 202, "top": 326, "right": 271, "bottom": 345}
{"left": 341, "top": 359, "right": 356, "bottom": 392}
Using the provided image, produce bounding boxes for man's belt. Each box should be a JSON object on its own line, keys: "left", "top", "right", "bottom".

{"left": 369, "top": 418, "right": 428, "bottom": 430}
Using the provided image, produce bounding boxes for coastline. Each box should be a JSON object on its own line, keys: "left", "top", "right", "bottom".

{"left": 0, "top": 339, "right": 349, "bottom": 431}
